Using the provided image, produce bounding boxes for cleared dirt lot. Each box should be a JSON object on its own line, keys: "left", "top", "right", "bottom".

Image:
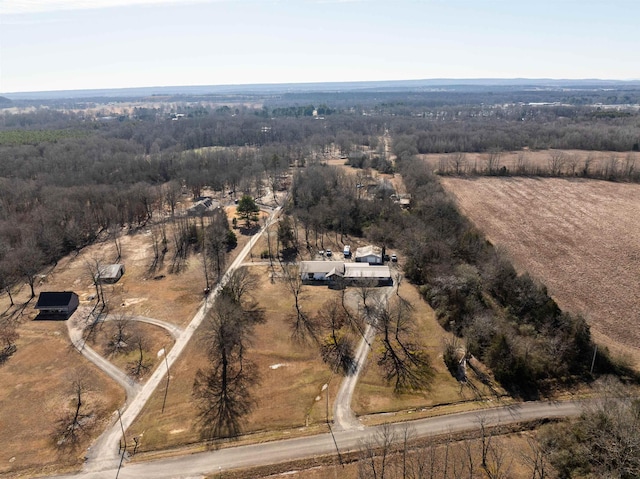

{"left": 441, "top": 176, "right": 640, "bottom": 368}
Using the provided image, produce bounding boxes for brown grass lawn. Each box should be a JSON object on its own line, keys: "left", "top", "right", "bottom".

{"left": 0, "top": 216, "right": 251, "bottom": 477}
{"left": 0, "top": 319, "right": 124, "bottom": 477}
{"left": 126, "top": 264, "right": 341, "bottom": 453}
{"left": 353, "top": 281, "right": 507, "bottom": 425}
{"left": 86, "top": 321, "right": 175, "bottom": 382}
{"left": 441, "top": 176, "right": 640, "bottom": 369}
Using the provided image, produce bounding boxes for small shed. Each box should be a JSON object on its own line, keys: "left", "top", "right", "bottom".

{"left": 354, "top": 245, "right": 383, "bottom": 265}
{"left": 97, "top": 264, "right": 125, "bottom": 284}
{"left": 35, "top": 292, "right": 79, "bottom": 320}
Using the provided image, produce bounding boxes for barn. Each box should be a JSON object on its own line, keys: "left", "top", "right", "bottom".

{"left": 35, "top": 292, "right": 80, "bottom": 320}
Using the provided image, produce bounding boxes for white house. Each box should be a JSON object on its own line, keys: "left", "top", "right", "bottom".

{"left": 299, "top": 261, "right": 391, "bottom": 285}
{"left": 299, "top": 261, "right": 345, "bottom": 281}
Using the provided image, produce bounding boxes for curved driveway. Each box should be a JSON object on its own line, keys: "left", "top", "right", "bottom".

{"left": 67, "top": 316, "right": 141, "bottom": 402}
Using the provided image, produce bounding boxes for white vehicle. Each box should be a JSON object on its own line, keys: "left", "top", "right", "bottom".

{"left": 343, "top": 245, "right": 351, "bottom": 257}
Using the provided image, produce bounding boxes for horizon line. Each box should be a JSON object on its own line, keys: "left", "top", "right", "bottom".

{"left": 3, "top": 77, "right": 640, "bottom": 99}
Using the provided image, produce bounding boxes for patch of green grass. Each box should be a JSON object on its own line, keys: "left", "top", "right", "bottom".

{"left": 0, "top": 129, "right": 90, "bottom": 145}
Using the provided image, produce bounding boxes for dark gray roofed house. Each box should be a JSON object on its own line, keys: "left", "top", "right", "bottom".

{"left": 35, "top": 292, "right": 79, "bottom": 320}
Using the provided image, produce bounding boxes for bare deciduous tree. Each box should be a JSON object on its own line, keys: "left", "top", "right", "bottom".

{"left": 53, "top": 370, "right": 94, "bottom": 451}
{"left": 358, "top": 424, "right": 395, "bottom": 479}
{"left": 193, "top": 296, "right": 258, "bottom": 441}
{"left": 127, "top": 333, "right": 151, "bottom": 378}
{"left": 106, "top": 314, "right": 130, "bottom": 356}
{"left": 373, "top": 296, "right": 434, "bottom": 392}
{"left": 281, "top": 264, "right": 318, "bottom": 343}
{"left": 317, "top": 298, "right": 356, "bottom": 375}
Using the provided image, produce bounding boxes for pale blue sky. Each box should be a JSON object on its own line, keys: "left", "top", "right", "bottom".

{"left": 1, "top": 0, "right": 638, "bottom": 93}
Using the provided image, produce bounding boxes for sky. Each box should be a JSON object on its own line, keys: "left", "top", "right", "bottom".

{"left": 0, "top": 0, "right": 638, "bottom": 93}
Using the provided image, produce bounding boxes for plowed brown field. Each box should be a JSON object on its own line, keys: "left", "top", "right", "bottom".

{"left": 441, "top": 176, "right": 640, "bottom": 368}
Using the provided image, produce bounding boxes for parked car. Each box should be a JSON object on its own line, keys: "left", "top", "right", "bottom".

{"left": 391, "top": 253, "right": 398, "bottom": 262}
{"left": 343, "top": 245, "right": 351, "bottom": 258}
{"left": 326, "top": 249, "right": 332, "bottom": 257}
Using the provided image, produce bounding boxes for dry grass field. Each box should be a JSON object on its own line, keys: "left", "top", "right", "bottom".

{"left": 353, "top": 281, "right": 508, "bottom": 425}
{"left": 0, "top": 203, "right": 256, "bottom": 477}
{"left": 125, "top": 264, "right": 341, "bottom": 453}
{"left": 441, "top": 176, "right": 640, "bottom": 369}
{"left": 0, "top": 319, "right": 125, "bottom": 477}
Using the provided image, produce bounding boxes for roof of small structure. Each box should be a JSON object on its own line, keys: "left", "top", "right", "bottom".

{"left": 299, "top": 261, "right": 345, "bottom": 274}
{"left": 98, "top": 264, "right": 125, "bottom": 279}
{"left": 344, "top": 264, "right": 391, "bottom": 279}
{"left": 35, "top": 291, "right": 77, "bottom": 308}
{"left": 355, "top": 245, "right": 382, "bottom": 258}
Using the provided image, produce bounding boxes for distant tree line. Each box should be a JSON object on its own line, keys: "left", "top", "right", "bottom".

{"left": 434, "top": 150, "right": 640, "bottom": 183}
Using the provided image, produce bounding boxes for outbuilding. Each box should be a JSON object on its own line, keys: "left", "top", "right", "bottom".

{"left": 354, "top": 245, "right": 383, "bottom": 265}
{"left": 96, "top": 264, "right": 125, "bottom": 284}
{"left": 35, "top": 292, "right": 79, "bottom": 320}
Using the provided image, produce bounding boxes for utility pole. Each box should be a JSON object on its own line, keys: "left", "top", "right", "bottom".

{"left": 161, "top": 347, "right": 170, "bottom": 413}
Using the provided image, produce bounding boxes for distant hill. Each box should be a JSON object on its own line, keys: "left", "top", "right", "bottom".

{"left": 0, "top": 96, "right": 12, "bottom": 106}
{"left": 3, "top": 79, "right": 640, "bottom": 101}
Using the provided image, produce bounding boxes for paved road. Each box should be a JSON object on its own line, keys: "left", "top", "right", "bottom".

{"left": 83, "top": 206, "right": 282, "bottom": 472}
{"left": 50, "top": 399, "right": 586, "bottom": 479}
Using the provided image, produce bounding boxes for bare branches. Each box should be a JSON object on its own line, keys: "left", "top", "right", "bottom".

{"left": 53, "top": 370, "right": 95, "bottom": 451}
{"left": 372, "top": 296, "right": 434, "bottom": 393}
{"left": 127, "top": 334, "right": 152, "bottom": 379}
{"left": 0, "top": 317, "right": 18, "bottom": 364}
{"left": 317, "top": 298, "right": 356, "bottom": 375}
{"left": 193, "top": 295, "right": 259, "bottom": 442}
{"left": 281, "top": 264, "right": 318, "bottom": 343}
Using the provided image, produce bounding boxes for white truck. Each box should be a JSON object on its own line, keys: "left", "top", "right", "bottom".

{"left": 343, "top": 245, "right": 351, "bottom": 258}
